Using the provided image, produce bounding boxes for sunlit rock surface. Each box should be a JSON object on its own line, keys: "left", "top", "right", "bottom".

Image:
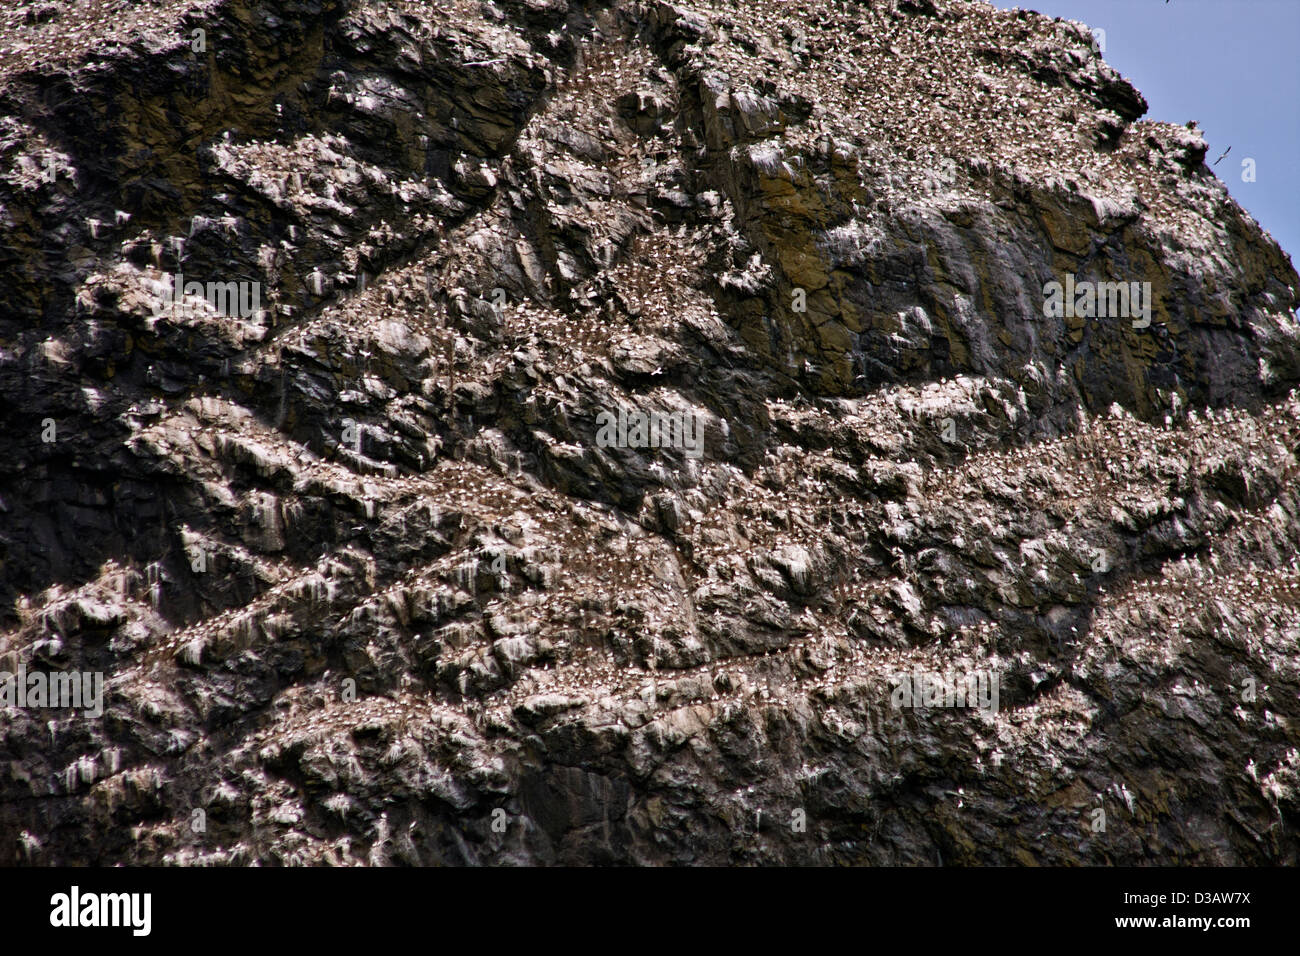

{"left": 1, "top": 0, "right": 1297, "bottom": 865}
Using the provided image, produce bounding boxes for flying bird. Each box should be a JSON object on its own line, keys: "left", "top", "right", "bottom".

{"left": 1213, "top": 145, "right": 1231, "bottom": 166}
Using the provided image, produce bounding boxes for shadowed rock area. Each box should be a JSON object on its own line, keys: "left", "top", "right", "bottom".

{"left": 1, "top": 0, "right": 1298, "bottom": 865}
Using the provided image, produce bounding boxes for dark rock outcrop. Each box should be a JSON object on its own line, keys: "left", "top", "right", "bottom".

{"left": 1, "top": 0, "right": 1297, "bottom": 865}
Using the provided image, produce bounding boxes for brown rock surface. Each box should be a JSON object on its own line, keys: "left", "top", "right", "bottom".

{"left": 1, "top": 0, "right": 1297, "bottom": 865}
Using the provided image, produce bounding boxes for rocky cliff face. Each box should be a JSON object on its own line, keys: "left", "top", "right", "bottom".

{"left": 2, "top": 0, "right": 1298, "bottom": 865}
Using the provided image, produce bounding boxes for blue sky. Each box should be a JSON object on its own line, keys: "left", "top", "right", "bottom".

{"left": 988, "top": 0, "right": 1300, "bottom": 262}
